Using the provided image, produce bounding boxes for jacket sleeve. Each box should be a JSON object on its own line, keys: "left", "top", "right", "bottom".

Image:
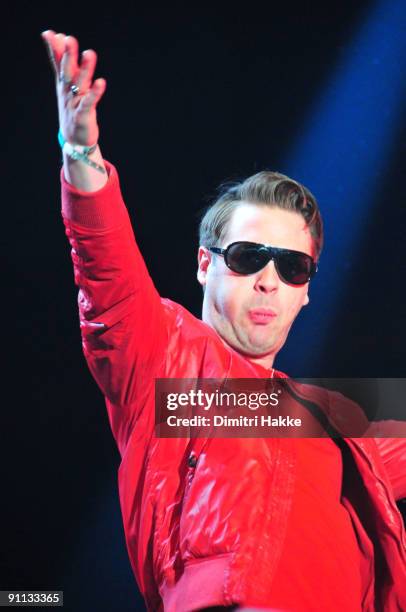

{"left": 61, "top": 161, "right": 168, "bottom": 449}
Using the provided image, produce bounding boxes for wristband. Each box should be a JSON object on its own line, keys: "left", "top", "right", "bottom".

{"left": 57, "top": 130, "right": 106, "bottom": 174}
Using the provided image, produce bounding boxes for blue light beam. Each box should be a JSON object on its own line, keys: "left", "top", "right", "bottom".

{"left": 280, "top": 0, "right": 406, "bottom": 374}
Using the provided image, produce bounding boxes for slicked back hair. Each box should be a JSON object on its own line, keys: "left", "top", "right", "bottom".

{"left": 199, "top": 170, "right": 323, "bottom": 261}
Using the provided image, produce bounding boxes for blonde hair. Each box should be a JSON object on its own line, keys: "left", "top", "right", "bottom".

{"left": 199, "top": 170, "right": 323, "bottom": 260}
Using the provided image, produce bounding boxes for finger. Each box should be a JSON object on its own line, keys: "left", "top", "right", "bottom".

{"left": 42, "top": 31, "right": 67, "bottom": 82}
{"left": 54, "top": 32, "right": 67, "bottom": 68}
{"left": 75, "top": 49, "right": 98, "bottom": 93}
{"left": 41, "top": 30, "right": 60, "bottom": 78}
{"left": 60, "top": 35, "right": 80, "bottom": 86}
{"left": 77, "top": 78, "right": 106, "bottom": 113}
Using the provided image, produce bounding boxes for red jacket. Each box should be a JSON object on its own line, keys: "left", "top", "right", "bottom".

{"left": 61, "top": 162, "right": 406, "bottom": 611}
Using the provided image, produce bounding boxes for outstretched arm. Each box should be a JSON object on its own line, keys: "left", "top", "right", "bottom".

{"left": 42, "top": 31, "right": 168, "bottom": 453}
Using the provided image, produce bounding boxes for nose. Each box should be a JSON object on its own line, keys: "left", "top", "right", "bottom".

{"left": 254, "top": 259, "right": 279, "bottom": 294}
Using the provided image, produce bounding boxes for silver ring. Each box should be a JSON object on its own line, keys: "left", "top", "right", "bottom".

{"left": 70, "top": 84, "right": 80, "bottom": 96}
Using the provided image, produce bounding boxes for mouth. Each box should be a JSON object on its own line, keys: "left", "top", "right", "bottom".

{"left": 248, "top": 308, "right": 277, "bottom": 324}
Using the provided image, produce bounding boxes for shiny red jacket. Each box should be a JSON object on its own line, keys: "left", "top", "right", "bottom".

{"left": 61, "top": 162, "right": 406, "bottom": 612}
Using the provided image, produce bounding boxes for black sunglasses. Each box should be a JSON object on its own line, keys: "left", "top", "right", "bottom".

{"left": 208, "top": 241, "right": 317, "bottom": 285}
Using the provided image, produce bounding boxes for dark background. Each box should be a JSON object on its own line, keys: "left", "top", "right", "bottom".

{"left": 2, "top": 1, "right": 405, "bottom": 611}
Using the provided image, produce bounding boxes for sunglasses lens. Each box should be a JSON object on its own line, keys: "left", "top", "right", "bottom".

{"left": 227, "top": 243, "right": 270, "bottom": 274}
{"left": 276, "top": 252, "right": 313, "bottom": 285}
{"left": 224, "top": 242, "right": 315, "bottom": 284}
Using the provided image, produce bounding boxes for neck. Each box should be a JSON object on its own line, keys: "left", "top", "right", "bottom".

{"left": 247, "top": 353, "right": 276, "bottom": 371}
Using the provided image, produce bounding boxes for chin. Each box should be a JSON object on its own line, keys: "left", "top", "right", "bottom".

{"left": 237, "top": 342, "right": 275, "bottom": 358}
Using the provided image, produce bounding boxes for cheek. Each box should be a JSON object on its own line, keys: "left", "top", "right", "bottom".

{"left": 281, "top": 290, "right": 307, "bottom": 321}
{"left": 212, "top": 277, "right": 250, "bottom": 317}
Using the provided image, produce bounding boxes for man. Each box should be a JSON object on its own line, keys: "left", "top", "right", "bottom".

{"left": 42, "top": 30, "right": 406, "bottom": 611}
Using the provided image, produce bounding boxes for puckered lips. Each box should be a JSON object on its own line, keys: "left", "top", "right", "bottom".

{"left": 248, "top": 308, "right": 277, "bottom": 324}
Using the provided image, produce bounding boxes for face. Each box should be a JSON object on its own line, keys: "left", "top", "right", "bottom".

{"left": 197, "top": 204, "right": 314, "bottom": 367}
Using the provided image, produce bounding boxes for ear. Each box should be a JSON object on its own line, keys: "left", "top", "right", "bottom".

{"left": 197, "top": 246, "right": 212, "bottom": 287}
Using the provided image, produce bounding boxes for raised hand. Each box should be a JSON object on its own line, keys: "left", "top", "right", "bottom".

{"left": 42, "top": 30, "right": 107, "bottom": 190}
{"left": 41, "top": 30, "right": 106, "bottom": 147}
